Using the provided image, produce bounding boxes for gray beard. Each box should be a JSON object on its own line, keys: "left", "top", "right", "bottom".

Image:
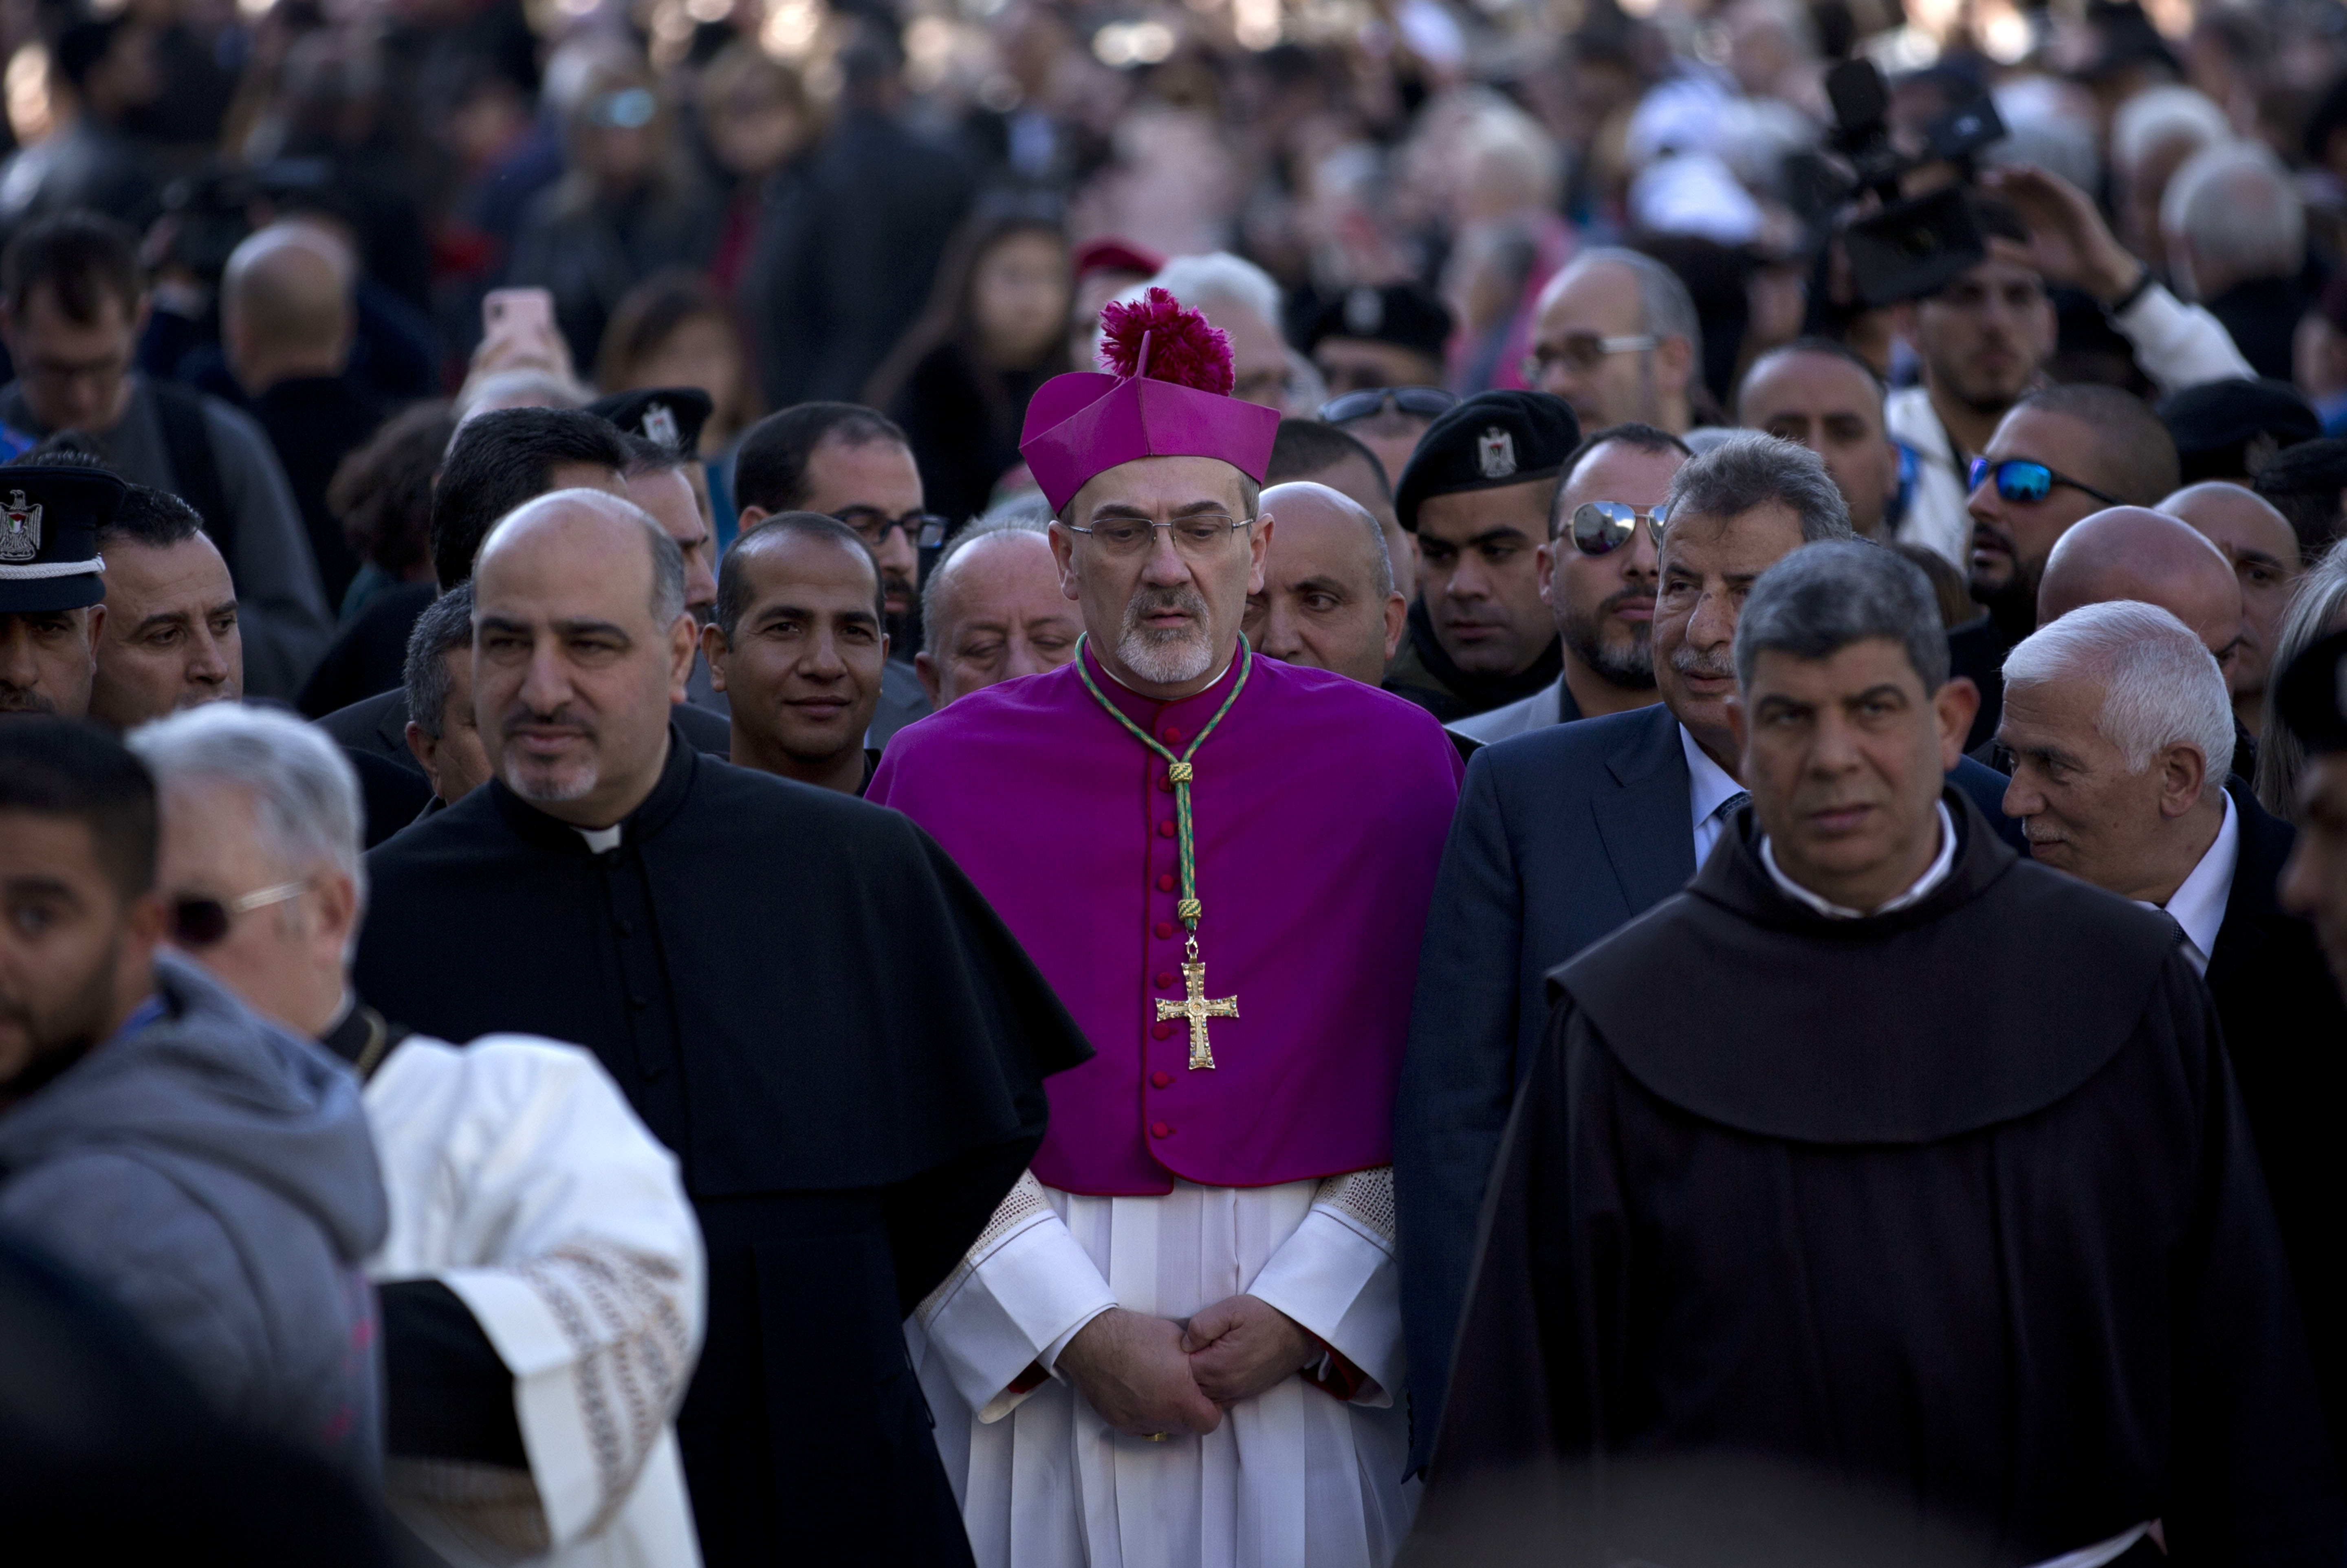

{"left": 504, "top": 757, "right": 598, "bottom": 803}
{"left": 1118, "top": 587, "right": 1215, "bottom": 685}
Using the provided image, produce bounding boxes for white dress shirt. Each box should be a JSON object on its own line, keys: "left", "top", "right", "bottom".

{"left": 1683, "top": 726, "right": 1747, "bottom": 869}
{"left": 2139, "top": 790, "right": 2238, "bottom": 976}
{"left": 1760, "top": 802, "right": 1958, "bottom": 918}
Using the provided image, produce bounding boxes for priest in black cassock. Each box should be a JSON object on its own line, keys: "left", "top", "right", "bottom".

{"left": 1423, "top": 540, "right": 2344, "bottom": 1566}
{"left": 353, "top": 487, "right": 1092, "bottom": 1567}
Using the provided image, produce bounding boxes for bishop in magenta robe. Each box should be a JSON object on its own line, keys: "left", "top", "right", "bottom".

{"left": 868, "top": 288, "right": 1463, "bottom": 1568}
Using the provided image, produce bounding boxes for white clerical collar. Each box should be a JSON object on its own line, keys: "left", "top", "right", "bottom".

{"left": 1094, "top": 651, "right": 1236, "bottom": 700}
{"left": 1760, "top": 800, "right": 1957, "bottom": 919}
{"left": 575, "top": 823, "right": 623, "bottom": 854}
{"left": 2137, "top": 789, "right": 2237, "bottom": 976}
{"left": 1680, "top": 725, "right": 1744, "bottom": 831}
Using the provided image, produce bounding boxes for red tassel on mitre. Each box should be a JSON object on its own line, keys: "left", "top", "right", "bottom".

{"left": 1096, "top": 287, "right": 1236, "bottom": 397}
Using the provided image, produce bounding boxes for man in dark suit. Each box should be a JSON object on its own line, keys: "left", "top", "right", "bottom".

{"left": 1395, "top": 433, "right": 2023, "bottom": 1473}
{"left": 1998, "top": 598, "right": 2347, "bottom": 1476}
{"left": 317, "top": 407, "right": 730, "bottom": 778}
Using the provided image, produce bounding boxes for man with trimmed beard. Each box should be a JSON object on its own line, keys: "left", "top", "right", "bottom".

{"left": 870, "top": 290, "right": 1463, "bottom": 1566}
{"left": 353, "top": 487, "right": 1091, "bottom": 1565}
{"left": 1451, "top": 422, "right": 1684, "bottom": 743}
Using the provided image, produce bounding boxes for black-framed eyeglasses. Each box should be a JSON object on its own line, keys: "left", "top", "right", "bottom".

{"left": 1521, "top": 333, "right": 1657, "bottom": 383}
{"left": 1966, "top": 457, "right": 2124, "bottom": 509}
{"left": 170, "top": 880, "right": 306, "bottom": 949}
{"left": 1317, "top": 386, "right": 1460, "bottom": 424}
{"left": 832, "top": 508, "right": 950, "bottom": 550}
{"left": 1065, "top": 512, "right": 1252, "bottom": 557}
{"left": 1567, "top": 501, "right": 1670, "bottom": 557}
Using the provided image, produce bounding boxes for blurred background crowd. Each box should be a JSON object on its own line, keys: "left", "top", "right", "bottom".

{"left": 4, "top": 0, "right": 2347, "bottom": 714}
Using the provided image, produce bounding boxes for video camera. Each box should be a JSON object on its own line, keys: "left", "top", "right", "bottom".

{"left": 1819, "top": 58, "right": 2008, "bottom": 307}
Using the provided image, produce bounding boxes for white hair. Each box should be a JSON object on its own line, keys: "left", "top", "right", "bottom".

{"left": 2161, "top": 140, "right": 2305, "bottom": 297}
{"left": 127, "top": 702, "right": 368, "bottom": 932}
{"left": 1142, "top": 252, "right": 1284, "bottom": 336}
{"left": 2004, "top": 600, "right": 2235, "bottom": 793}
{"left": 2111, "top": 84, "right": 2232, "bottom": 178}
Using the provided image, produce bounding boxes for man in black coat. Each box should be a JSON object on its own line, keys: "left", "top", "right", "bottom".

{"left": 315, "top": 406, "right": 731, "bottom": 776}
{"left": 1998, "top": 596, "right": 2347, "bottom": 1476}
{"left": 1426, "top": 541, "right": 2343, "bottom": 1565}
{"left": 1395, "top": 434, "right": 2022, "bottom": 1472}
{"left": 354, "top": 489, "right": 1090, "bottom": 1566}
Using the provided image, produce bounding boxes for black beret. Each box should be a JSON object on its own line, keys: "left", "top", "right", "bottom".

{"left": 1393, "top": 391, "right": 1580, "bottom": 532}
{"left": 0, "top": 466, "right": 126, "bottom": 614}
{"left": 2276, "top": 627, "right": 2347, "bottom": 756}
{"left": 1303, "top": 284, "right": 1456, "bottom": 361}
{"left": 587, "top": 386, "right": 714, "bottom": 459}
{"left": 2156, "top": 377, "right": 2320, "bottom": 484}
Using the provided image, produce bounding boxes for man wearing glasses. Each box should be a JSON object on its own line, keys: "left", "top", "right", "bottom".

{"left": 732, "top": 401, "right": 945, "bottom": 746}
{"left": 1522, "top": 248, "right": 1704, "bottom": 436}
{"left": 0, "top": 213, "right": 332, "bottom": 700}
{"left": 872, "top": 290, "right": 1462, "bottom": 1567}
{"left": 1451, "top": 421, "right": 1686, "bottom": 744}
{"left": 1952, "top": 382, "right": 2182, "bottom": 748}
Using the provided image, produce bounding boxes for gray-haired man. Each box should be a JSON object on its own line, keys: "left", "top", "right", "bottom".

{"left": 1424, "top": 539, "right": 2343, "bottom": 1563}
{"left": 1397, "top": 436, "right": 2022, "bottom": 1471}
{"left": 2000, "top": 599, "right": 2347, "bottom": 1478}
{"left": 132, "top": 699, "right": 706, "bottom": 1564}
{"left": 399, "top": 584, "right": 490, "bottom": 812}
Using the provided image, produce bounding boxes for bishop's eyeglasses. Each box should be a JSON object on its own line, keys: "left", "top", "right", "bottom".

{"left": 1065, "top": 512, "right": 1253, "bottom": 557}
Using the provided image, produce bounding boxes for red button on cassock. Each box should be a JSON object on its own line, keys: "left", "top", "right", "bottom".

{"left": 1155, "top": 970, "right": 1175, "bottom": 988}
{"left": 1157, "top": 874, "right": 1176, "bottom": 892}
{"left": 1151, "top": 1071, "right": 1173, "bottom": 1088}
{"left": 1153, "top": 1021, "right": 1173, "bottom": 1040}
{"left": 1158, "top": 820, "right": 1176, "bottom": 838}
{"left": 1159, "top": 775, "right": 1175, "bottom": 792}
{"left": 1151, "top": 1122, "right": 1173, "bottom": 1138}
{"left": 1162, "top": 726, "right": 1185, "bottom": 744}
{"left": 1154, "top": 921, "right": 1174, "bottom": 939}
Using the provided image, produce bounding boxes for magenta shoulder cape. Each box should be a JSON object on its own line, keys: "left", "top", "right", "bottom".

{"left": 870, "top": 647, "right": 1463, "bottom": 1194}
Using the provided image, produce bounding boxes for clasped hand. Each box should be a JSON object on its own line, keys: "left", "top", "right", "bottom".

{"left": 1058, "top": 1297, "right": 1316, "bottom": 1437}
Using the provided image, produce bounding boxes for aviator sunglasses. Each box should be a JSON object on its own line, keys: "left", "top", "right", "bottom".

{"left": 1568, "top": 501, "right": 1669, "bottom": 557}
{"left": 1967, "top": 457, "right": 2124, "bottom": 508}
{"left": 171, "top": 881, "right": 306, "bottom": 948}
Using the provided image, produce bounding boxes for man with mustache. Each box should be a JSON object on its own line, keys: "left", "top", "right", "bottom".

{"left": 1950, "top": 382, "right": 2181, "bottom": 749}
{"left": 1397, "top": 434, "right": 2022, "bottom": 1476}
{"left": 0, "top": 465, "right": 122, "bottom": 719}
{"left": 870, "top": 289, "right": 1463, "bottom": 1567}
{"left": 1451, "top": 422, "right": 1684, "bottom": 743}
{"left": 354, "top": 487, "right": 1091, "bottom": 1565}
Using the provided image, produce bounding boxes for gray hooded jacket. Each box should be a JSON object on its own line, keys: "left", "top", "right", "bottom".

{"left": 0, "top": 953, "right": 388, "bottom": 1470}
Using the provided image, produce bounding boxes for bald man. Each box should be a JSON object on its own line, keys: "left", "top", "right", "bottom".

{"left": 222, "top": 222, "right": 385, "bottom": 607}
{"left": 2039, "top": 506, "right": 2247, "bottom": 670}
{"left": 2034, "top": 505, "right": 2255, "bottom": 780}
{"left": 1735, "top": 340, "right": 1905, "bottom": 552}
{"left": 914, "top": 521, "right": 1082, "bottom": 706}
{"left": 2163, "top": 483, "right": 2304, "bottom": 736}
{"left": 1245, "top": 481, "right": 1406, "bottom": 687}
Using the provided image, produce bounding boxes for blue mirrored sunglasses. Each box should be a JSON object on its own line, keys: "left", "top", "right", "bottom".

{"left": 1966, "top": 457, "right": 2124, "bottom": 508}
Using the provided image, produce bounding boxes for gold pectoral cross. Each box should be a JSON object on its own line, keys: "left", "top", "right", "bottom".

{"left": 1156, "top": 941, "right": 1238, "bottom": 1070}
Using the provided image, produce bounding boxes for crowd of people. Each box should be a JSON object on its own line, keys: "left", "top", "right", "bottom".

{"left": 7, "top": 0, "right": 2347, "bottom": 1561}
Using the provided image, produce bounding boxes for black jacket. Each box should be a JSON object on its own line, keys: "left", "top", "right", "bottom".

{"left": 2206, "top": 778, "right": 2347, "bottom": 1476}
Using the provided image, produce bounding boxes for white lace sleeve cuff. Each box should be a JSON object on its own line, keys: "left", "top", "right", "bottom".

{"left": 1246, "top": 1167, "right": 1402, "bottom": 1408}
{"left": 913, "top": 1172, "right": 1116, "bottom": 1422}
